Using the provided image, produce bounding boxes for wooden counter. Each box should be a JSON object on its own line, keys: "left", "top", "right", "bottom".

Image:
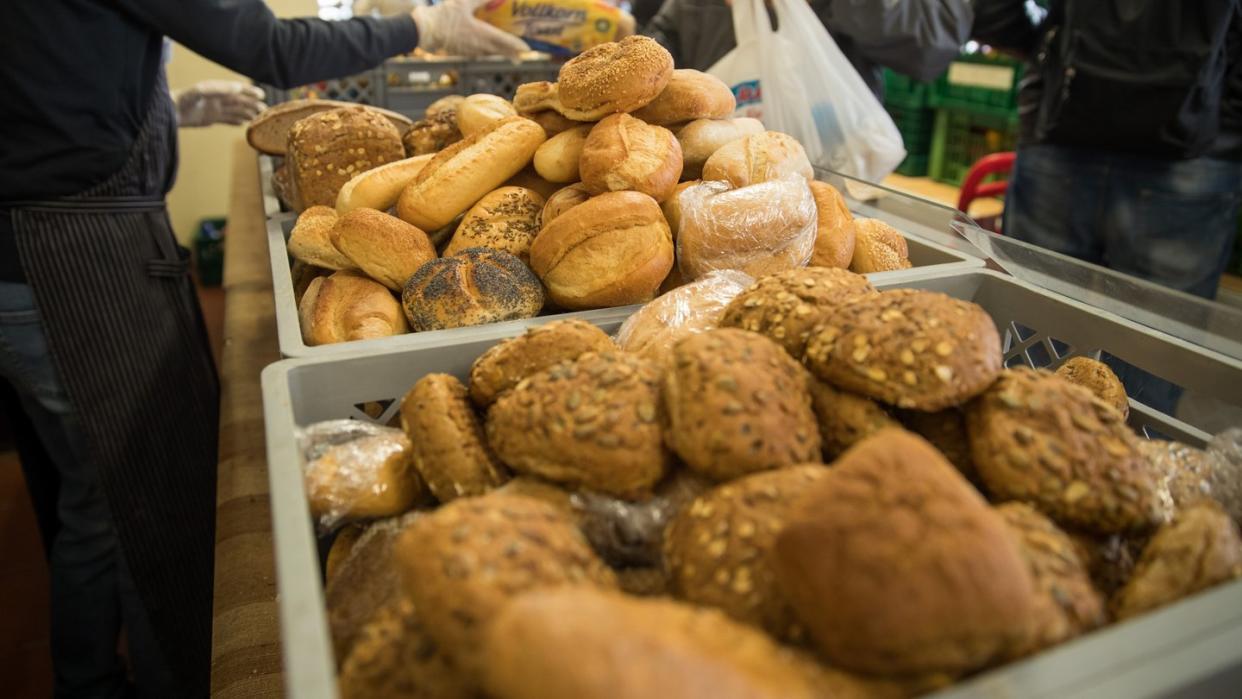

{"left": 210, "top": 139, "right": 284, "bottom": 698}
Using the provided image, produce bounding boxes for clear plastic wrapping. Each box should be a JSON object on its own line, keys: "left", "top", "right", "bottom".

{"left": 571, "top": 470, "right": 712, "bottom": 568}
{"left": 675, "top": 176, "right": 817, "bottom": 282}
{"left": 298, "top": 419, "right": 424, "bottom": 532}
{"left": 614, "top": 270, "right": 753, "bottom": 365}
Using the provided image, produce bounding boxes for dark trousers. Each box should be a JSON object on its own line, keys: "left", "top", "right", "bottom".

{"left": 0, "top": 280, "right": 174, "bottom": 699}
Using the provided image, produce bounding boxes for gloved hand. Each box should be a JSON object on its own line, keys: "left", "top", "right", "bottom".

{"left": 411, "top": 0, "right": 530, "bottom": 58}
{"left": 172, "top": 80, "right": 267, "bottom": 128}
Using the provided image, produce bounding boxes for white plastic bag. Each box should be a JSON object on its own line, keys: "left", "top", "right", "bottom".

{"left": 706, "top": 0, "right": 906, "bottom": 181}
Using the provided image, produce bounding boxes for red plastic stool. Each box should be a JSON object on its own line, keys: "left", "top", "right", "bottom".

{"left": 957, "top": 151, "right": 1016, "bottom": 233}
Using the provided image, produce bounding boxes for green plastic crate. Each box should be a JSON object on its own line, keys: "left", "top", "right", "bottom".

{"left": 894, "top": 153, "right": 930, "bottom": 177}
{"left": 885, "top": 104, "right": 936, "bottom": 154}
{"left": 929, "top": 53, "right": 1023, "bottom": 116}
{"left": 928, "top": 108, "right": 1019, "bottom": 186}
{"left": 883, "top": 69, "right": 932, "bottom": 110}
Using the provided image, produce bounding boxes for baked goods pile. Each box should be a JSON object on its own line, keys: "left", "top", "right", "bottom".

{"left": 298, "top": 269, "right": 1242, "bottom": 698}
{"left": 248, "top": 36, "right": 915, "bottom": 346}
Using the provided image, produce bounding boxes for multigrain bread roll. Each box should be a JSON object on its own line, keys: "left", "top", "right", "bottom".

{"left": 664, "top": 329, "right": 821, "bottom": 481}
{"left": 336, "top": 154, "right": 434, "bottom": 215}
{"left": 532, "top": 125, "right": 591, "bottom": 183}
{"left": 630, "top": 69, "right": 736, "bottom": 125}
{"left": 702, "top": 131, "right": 813, "bottom": 188}
{"left": 304, "top": 431, "right": 422, "bottom": 525}
{"left": 325, "top": 523, "right": 367, "bottom": 584}
{"left": 808, "top": 379, "right": 899, "bottom": 460}
{"left": 541, "top": 182, "right": 592, "bottom": 224}
{"left": 400, "top": 248, "right": 544, "bottom": 332}
{"left": 298, "top": 271, "right": 408, "bottom": 346}
{"left": 1111, "top": 501, "right": 1242, "bottom": 620}
{"left": 247, "top": 98, "right": 412, "bottom": 155}
{"left": 718, "top": 267, "right": 877, "bottom": 358}
{"left": 664, "top": 464, "right": 829, "bottom": 641}
{"left": 482, "top": 588, "right": 843, "bottom": 699}
{"left": 399, "top": 374, "right": 507, "bottom": 502}
{"left": 997, "top": 502, "right": 1107, "bottom": 658}
{"left": 395, "top": 495, "right": 617, "bottom": 683}
{"left": 330, "top": 208, "right": 436, "bottom": 291}
{"left": 530, "top": 191, "right": 674, "bottom": 310}
{"left": 579, "top": 114, "right": 683, "bottom": 201}
{"left": 1056, "top": 356, "right": 1129, "bottom": 419}
{"left": 425, "top": 94, "right": 464, "bottom": 119}
{"left": 337, "top": 599, "right": 473, "bottom": 699}
{"left": 557, "top": 36, "right": 674, "bottom": 120}
{"left": 486, "top": 352, "right": 670, "bottom": 498}
{"left": 676, "top": 178, "right": 816, "bottom": 281}
{"left": 614, "top": 270, "right": 752, "bottom": 367}
{"left": 1139, "top": 439, "right": 1217, "bottom": 520}
{"left": 443, "top": 187, "right": 545, "bottom": 263}
{"left": 403, "top": 111, "right": 462, "bottom": 156}
{"left": 468, "top": 318, "right": 616, "bottom": 407}
{"left": 849, "top": 218, "right": 912, "bottom": 272}
{"left": 808, "top": 181, "right": 856, "bottom": 268}
{"left": 288, "top": 206, "right": 355, "bottom": 270}
{"left": 676, "top": 118, "right": 766, "bottom": 180}
{"left": 397, "top": 116, "right": 546, "bottom": 231}
{"left": 326, "top": 514, "right": 418, "bottom": 661}
{"left": 899, "top": 407, "right": 980, "bottom": 485}
{"left": 774, "top": 429, "right": 1037, "bottom": 676}
{"left": 968, "top": 368, "right": 1163, "bottom": 534}
{"left": 457, "top": 93, "right": 518, "bottom": 137}
{"left": 287, "top": 106, "right": 405, "bottom": 208}
{"left": 804, "top": 289, "right": 1002, "bottom": 411}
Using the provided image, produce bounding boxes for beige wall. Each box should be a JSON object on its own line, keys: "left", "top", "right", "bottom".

{"left": 165, "top": 0, "right": 318, "bottom": 243}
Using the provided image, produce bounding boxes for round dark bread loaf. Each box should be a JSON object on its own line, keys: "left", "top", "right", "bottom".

{"left": 401, "top": 248, "right": 544, "bottom": 332}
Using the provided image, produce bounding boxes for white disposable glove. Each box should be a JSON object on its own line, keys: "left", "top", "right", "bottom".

{"left": 172, "top": 80, "right": 267, "bottom": 128}
{"left": 411, "top": 0, "right": 530, "bottom": 58}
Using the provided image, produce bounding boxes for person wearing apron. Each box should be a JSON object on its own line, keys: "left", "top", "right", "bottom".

{"left": 0, "top": 1, "right": 525, "bottom": 696}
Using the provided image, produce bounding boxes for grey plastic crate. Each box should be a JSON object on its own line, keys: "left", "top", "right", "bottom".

{"left": 261, "top": 268, "right": 1242, "bottom": 698}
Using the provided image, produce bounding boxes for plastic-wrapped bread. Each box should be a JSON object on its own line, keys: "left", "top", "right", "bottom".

{"left": 614, "top": 270, "right": 753, "bottom": 367}
{"left": 298, "top": 422, "right": 425, "bottom": 530}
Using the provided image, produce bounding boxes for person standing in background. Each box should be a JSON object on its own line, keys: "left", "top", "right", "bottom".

{"left": 642, "top": 0, "right": 974, "bottom": 98}
{"left": 0, "top": 1, "right": 523, "bottom": 696}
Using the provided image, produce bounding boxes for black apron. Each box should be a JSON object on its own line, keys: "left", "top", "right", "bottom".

{"left": 9, "top": 69, "right": 218, "bottom": 696}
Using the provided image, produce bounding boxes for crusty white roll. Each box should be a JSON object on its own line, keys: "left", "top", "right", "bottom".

{"left": 288, "top": 206, "right": 355, "bottom": 271}
{"left": 702, "top": 131, "right": 813, "bottom": 188}
{"left": 542, "top": 183, "right": 592, "bottom": 225}
{"left": 533, "top": 125, "right": 592, "bottom": 183}
{"left": 580, "top": 114, "right": 682, "bottom": 202}
{"left": 808, "top": 181, "right": 856, "bottom": 269}
{"left": 336, "top": 154, "right": 434, "bottom": 215}
{"left": 631, "top": 70, "right": 736, "bottom": 126}
{"left": 557, "top": 37, "right": 674, "bottom": 120}
{"left": 676, "top": 118, "right": 765, "bottom": 180}
{"left": 457, "top": 94, "right": 518, "bottom": 137}
{"left": 849, "top": 218, "right": 912, "bottom": 273}
{"left": 330, "top": 208, "right": 437, "bottom": 291}
{"left": 396, "top": 117, "right": 546, "bottom": 232}
{"left": 530, "top": 191, "right": 674, "bottom": 309}
{"left": 298, "top": 271, "right": 408, "bottom": 346}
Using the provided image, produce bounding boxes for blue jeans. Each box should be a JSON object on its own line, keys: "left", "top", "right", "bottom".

{"left": 0, "top": 281, "right": 173, "bottom": 698}
{"left": 1006, "top": 145, "right": 1242, "bottom": 416}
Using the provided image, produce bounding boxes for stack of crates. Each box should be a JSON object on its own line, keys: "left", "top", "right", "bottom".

{"left": 882, "top": 70, "right": 936, "bottom": 177}
{"left": 927, "top": 53, "right": 1023, "bottom": 186}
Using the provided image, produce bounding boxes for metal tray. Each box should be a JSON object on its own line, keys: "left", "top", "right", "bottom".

{"left": 260, "top": 268, "right": 1242, "bottom": 698}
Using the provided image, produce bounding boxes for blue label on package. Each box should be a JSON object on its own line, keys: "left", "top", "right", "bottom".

{"left": 732, "top": 80, "right": 762, "bottom": 107}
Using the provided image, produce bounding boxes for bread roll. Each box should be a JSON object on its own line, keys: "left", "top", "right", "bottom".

{"left": 808, "top": 181, "right": 856, "bottom": 268}
{"left": 513, "top": 81, "right": 565, "bottom": 115}
{"left": 397, "top": 116, "right": 546, "bottom": 231}
{"left": 247, "top": 98, "right": 412, "bottom": 155}
{"left": 338, "top": 599, "right": 473, "bottom": 699}
{"left": 1056, "top": 356, "right": 1129, "bottom": 419}
{"left": 304, "top": 431, "right": 421, "bottom": 527}
{"left": 298, "top": 271, "right": 408, "bottom": 346}
{"left": 702, "top": 131, "right": 813, "bottom": 188}
{"left": 532, "top": 125, "right": 591, "bottom": 183}
{"left": 272, "top": 162, "right": 299, "bottom": 211}
{"left": 530, "top": 191, "right": 674, "bottom": 309}
{"left": 424, "top": 94, "right": 464, "bottom": 119}
{"left": 542, "top": 183, "right": 592, "bottom": 224}
{"left": 675, "top": 178, "right": 816, "bottom": 281}
{"left": 330, "top": 208, "right": 436, "bottom": 291}
{"left": 288, "top": 205, "right": 354, "bottom": 270}
{"left": 468, "top": 318, "right": 616, "bottom": 407}
{"left": 809, "top": 378, "right": 900, "bottom": 459}
{"left": 291, "top": 260, "right": 329, "bottom": 307}
{"left": 631, "top": 70, "right": 736, "bottom": 126}
{"left": 399, "top": 374, "right": 508, "bottom": 502}
{"left": 775, "top": 429, "right": 1037, "bottom": 675}
{"left": 403, "top": 111, "right": 462, "bottom": 156}
{"left": 659, "top": 180, "right": 698, "bottom": 238}
{"left": 287, "top": 106, "right": 406, "bottom": 208}
{"left": 849, "top": 218, "right": 912, "bottom": 272}
{"left": 614, "top": 270, "right": 752, "bottom": 367}
{"left": 580, "top": 114, "right": 682, "bottom": 201}
{"left": 676, "top": 118, "right": 765, "bottom": 180}
{"left": 527, "top": 109, "right": 584, "bottom": 138}
{"left": 326, "top": 515, "right": 418, "bottom": 662}
{"left": 443, "top": 187, "right": 544, "bottom": 263}
{"left": 664, "top": 328, "right": 821, "bottom": 481}
{"left": 336, "top": 154, "right": 433, "bottom": 215}
{"left": 557, "top": 36, "right": 674, "bottom": 120}
{"left": 457, "top": 94, "right": 518, "bottom": 137}
{"left": 400, "top": 248, "right": 544, "bottom": 332}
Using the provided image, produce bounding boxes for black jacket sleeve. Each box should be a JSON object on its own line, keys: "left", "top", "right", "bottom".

{"left": 643, "top": 0, "right": 684, "bottom": 66}
{"left": 815, "top": 0, "right": 974, "bottom": 82}
{"left": 115, "top": 0, "right": 420, "bottom": 89}
{"left": 970, "top": 0, "right": 1040, "bottom": 56}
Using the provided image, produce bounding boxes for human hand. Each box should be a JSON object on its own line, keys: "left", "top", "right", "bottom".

{"left": 411, "top": 0, "right": 530, "bottom": 58}
{"left": 173, "top": 80, "right": 266, "bottom": 128}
